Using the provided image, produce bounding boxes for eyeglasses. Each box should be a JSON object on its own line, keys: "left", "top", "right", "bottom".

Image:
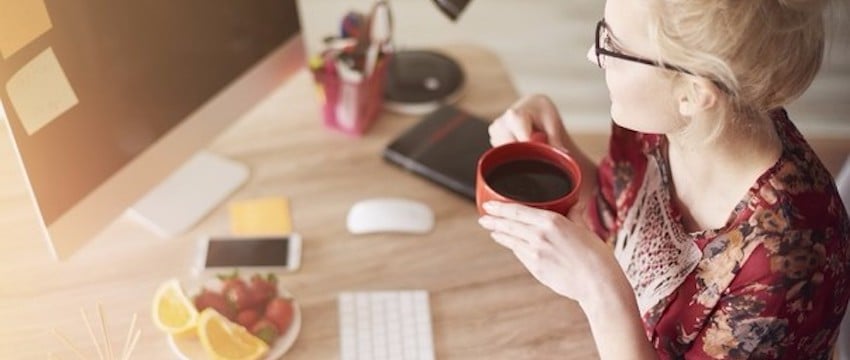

{"left": 594, "top": 19, "right": 731, "bottom": 94}
{"left": 594, "top": 19, "right": 692, "bottom": 74}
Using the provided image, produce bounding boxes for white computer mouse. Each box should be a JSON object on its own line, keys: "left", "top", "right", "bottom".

{"left": 346, "top": 197, "right": 434, "bottom": 235}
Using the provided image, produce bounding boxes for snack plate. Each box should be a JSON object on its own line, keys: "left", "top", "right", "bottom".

{"left": 165, "top": 275, "right": 302, "bottom": 360}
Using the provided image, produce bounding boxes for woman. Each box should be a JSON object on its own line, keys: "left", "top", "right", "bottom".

{"left": 477, "top": 0, "right": 850, "bottom": 358}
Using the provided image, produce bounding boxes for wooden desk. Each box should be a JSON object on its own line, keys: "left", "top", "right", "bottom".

{"left": 0, "top": 45, "right": 599, "bottom": 359}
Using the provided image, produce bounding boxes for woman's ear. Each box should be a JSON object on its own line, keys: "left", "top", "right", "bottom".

{"left": 677, "top": 77, "right": 719, "bottom": 117}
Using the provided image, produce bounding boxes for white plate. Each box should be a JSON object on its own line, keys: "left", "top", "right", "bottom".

{"left": 166, "top": 275, "right": 302, "bottom": 360}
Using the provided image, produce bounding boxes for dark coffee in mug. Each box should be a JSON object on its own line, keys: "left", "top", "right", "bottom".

{"left": 484, "top": 159, "right": 574, "bottom": 203}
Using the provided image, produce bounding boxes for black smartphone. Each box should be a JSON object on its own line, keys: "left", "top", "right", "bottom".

{"left": 194, "top": 234, "right": 302, "bottom": 275}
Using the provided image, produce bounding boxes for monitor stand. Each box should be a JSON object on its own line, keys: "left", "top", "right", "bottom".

{"left": 126, "top": 151, "right": 249, "bottom": 237}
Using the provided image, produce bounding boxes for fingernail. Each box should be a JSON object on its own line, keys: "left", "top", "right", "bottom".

{"left": 483, "top": 202, "right": 496, "bottom": 211}
{"left": 478, "top": 216, "right": 492, "bottom": 227}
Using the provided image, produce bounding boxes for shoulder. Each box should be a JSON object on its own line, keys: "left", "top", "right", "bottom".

{"left": 752, "top": 109, "right": 848, "bottom": 231}
{"left": 693, "top": 202, "right": 850, "bottom": 357}
{"left": 734, "top": 107, "right": 849, "bottom": 287}
{"left": 706, "top": 116, "right": 850, "bottom": 346}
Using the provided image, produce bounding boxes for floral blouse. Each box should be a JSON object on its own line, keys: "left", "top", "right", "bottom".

{"left": 588, "top": 109, "right": 850, "bottom": 359}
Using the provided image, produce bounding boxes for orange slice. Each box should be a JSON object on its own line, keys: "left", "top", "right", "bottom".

{"left": 151, "top": 278, "right": 199, "bottom": 336}
{"left": 198, "top": 308, "right": 269, "bottom": 360}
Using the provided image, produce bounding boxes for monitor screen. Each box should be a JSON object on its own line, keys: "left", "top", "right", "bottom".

{"left": 0, "top": 0, "right": 305, "bottom": 259}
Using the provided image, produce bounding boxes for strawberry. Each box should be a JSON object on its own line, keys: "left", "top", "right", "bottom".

{"left": 219, "top": 272, "right": 255, "bottom": 311}
{"left": 248, "top": 273, "right": 278, "bottom": 309}
{"left": 194, "top": 289, "right": 235, "bottom": 320}
{"left": 236, "top": 309, "right": 261, "bottom": 329}
{"left": 265, "top": 297, "right": 294, "bottom": 333}
{"left": 226, "top": 283, "right": 254, "bottom": 311}
{"left": 250, "top": 318, "right": 280, "bottom": 345}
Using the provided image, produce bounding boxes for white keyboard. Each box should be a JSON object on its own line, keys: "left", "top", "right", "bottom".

{"left": 338, "top": 290, "right": 435, "bottom": 360}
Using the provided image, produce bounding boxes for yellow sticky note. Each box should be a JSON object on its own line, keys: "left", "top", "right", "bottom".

{"left": 6, "top": 48, "right": 78, "bottom": 135}
{"left": 0, "top": 0, "right": 53, "bottom": 58}
{"left": 229, "top": 197, "right": 293, "bottom": 236}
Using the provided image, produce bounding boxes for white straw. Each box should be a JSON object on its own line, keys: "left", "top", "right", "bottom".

{"left": 120, "top": 313, "right": 137, "bottom": 360}
{"left": 80, "top": 308, "right": 105, "bottom": 360}
{"left": 51, "top": 329, "right": 87, "bottom": 360}
{"left": 96, "top": 303, "right": 114, "bottom": 360}
{"left": 122, "top": 329, "right": 141, "bottom": 360}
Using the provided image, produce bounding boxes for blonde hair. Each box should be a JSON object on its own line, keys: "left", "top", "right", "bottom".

{"left": 647, "top": 0, "right": 828, "bottom": 119}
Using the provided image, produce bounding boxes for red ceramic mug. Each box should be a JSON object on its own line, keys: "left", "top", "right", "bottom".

{"left": 475, "top": 133, "right": 582, "bottom": 216}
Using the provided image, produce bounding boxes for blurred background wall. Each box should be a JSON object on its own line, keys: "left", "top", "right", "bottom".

{"left": 300, "top": 0, "right": 850, "bottom": 136}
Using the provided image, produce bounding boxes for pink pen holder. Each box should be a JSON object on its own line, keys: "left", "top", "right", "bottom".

{"left": 315, "top": 54, "right": 390, "bottom": 136}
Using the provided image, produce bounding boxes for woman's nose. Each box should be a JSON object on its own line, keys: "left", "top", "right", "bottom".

{"left": 586, "top": 45, "right": 597, "bottom": 66}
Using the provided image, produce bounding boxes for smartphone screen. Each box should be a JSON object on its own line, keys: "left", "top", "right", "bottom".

{"left": 205, "top": 237, "right": 290, "bottom": 267}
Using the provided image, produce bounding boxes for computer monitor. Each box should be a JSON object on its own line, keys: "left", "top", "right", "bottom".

{"left": 0, "top": 1, "right": 306, "bottom": 260}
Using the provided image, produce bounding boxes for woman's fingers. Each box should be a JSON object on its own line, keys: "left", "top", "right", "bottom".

{"left": 539, "top": 113, "right": 567, "bottom": 149}
{"left": 488, "top": 120, "right": 515, "bottom": 147}
{"left": 488, "top": 94, "right": 569, "bottom": 150}
{"left": 479, "top": 215, "right": 535, "bottom": 241}
{"left": 490, "top": 231, "right": 525, "bottom": 250}
{"left": 566, "top": 201, "right": 588, "bottom": 225}
{"left": 482, "top": 201, "right": 560, "bottom": 227}
{"left": 491, "top": 232, "right": 543, "bottom": 264}
{"left": 491, "top": 232, "right": 546, "bottom": 280}
{"left": 489, "top": 108, "right": 533, "bottom": 146}
{"left": 504, "top": 108, "right": 533, "bottom": 142}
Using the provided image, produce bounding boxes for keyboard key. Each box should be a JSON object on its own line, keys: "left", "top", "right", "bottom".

{"left": 338, "top": 290, "right": 435, "bottom": 360}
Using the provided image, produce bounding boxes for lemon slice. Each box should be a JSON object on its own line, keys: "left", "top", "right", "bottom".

{"left": 152, "top": 278, "right": 199, "bottom": 336}
{"left": 198, "top": 308, "right": 269, "bottom": 360}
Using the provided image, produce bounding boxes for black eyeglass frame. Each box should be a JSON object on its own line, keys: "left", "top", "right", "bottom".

{"left": 594, "top": 19, "right": 731, "bottom": 94}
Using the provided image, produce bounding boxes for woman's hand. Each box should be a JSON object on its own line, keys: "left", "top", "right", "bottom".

{"left": 489, "top": 94, "right": 599, "bottom": 222}
{"left": 478, "top": 200, "right": 623, "bottom": 304}
{"left": 479, "top": 201, "right": 657, "bottom": 359}
{"left": 489, "top": 94, "right": 570, "bottom": 149}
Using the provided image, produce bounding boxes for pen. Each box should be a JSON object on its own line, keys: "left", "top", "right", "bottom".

{"left": 364, "top": 1, "right": 392, "bottom": 77}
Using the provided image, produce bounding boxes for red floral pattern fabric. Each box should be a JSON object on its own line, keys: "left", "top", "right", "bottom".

{"left": 588, "top": 109, "right": 850, "bottom": 359}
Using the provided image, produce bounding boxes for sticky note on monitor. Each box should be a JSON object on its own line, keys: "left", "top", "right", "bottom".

{"left": 6, "top": 48, "right": 78, "bottom": 135}
{"left": 229, "top": 197, "right": 293, "bottom": 236}
{"left": 0, "top": 0, "right": 53, "bottom": 59}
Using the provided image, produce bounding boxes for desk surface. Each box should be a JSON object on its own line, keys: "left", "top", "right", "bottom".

{"left": 0, "top": 45, "right": 600, "bottom": 359}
